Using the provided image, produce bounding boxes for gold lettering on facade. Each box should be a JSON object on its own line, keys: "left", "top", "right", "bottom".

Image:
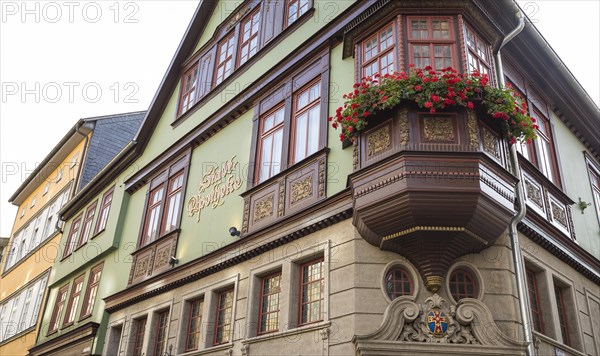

{"left": 423, "top": 116, "right": 455, "bottom": 142}
{"left": 187, "top": 156, "right": 243, "bottom": 222}
{"left": 291, "top": 175, "right": 313, "bottom": 204}
{"left": 367, "top": 125, "right": 391, "bottom": 156}
{"left": 254, "top": 195, "right": 274, "bottom": 222}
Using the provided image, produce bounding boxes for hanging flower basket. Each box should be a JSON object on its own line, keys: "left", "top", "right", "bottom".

{"left": 329, "top": 66, "right": 538, "bottom": 145}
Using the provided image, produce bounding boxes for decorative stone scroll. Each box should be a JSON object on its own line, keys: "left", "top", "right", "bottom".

{"left": 353, "top": 294, "right": 526, "bottom": 355}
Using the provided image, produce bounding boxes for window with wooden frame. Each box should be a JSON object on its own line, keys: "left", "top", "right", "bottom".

{"left": 255, "top": 75, "right": 326, "bottom": 184}
{"left": 299, "top": 259, "right": 324, "bottom": 325}
{"left": 80, "top": 262, "right": 103, "bottom": 319}
{"left": 589, "top": 164, "right": 600, "bottom": 223}
{"left": 152, "top": 310, "right": 169, "bottom": 356}
{"left": 464, "top": 24, "right": 493, "bottom": 78}
{"left": 63, "top": 215, "right": 82, "bottom": 258}
{"left": 185, "top": 298, "right": 203, "bottom": 352}
{"left": 407, "top": 16, "right": 456, "bottom": 70}
{"left": 258, "top": 272, "right": 281, "bottom": 334}
{"left": 77, "top": 201, "right": 97, "bottom": 247}
{"left": 214, "top": 289, "right": 234, "bottom": 345}
{"left": 449, "top": 269, "right": 478, "bottom": 301}
{"left": 63, "top": 274, "right": 84, "bottom": 326}
{"left": 238, "top": 9, "right": 261, "bottom": 66}
{"left": 361, "top": 23, "right": 396, "bottom": 77}
{"left": 257, "top": 105, "right": 285, "bottom": 183}
{"left": 214, "top": 32, "right": 236, "bottom": 86}
{"left": 94, "top": 187, "right": 114, "bottom": 234}
{"left": 554, "top": 285, "right": 571, "bottom": 346}
{"left": 139, "top": 157, "right": 188, "bottom": 248}
{"left": 47, "top": 284, "right": 69, "bottom": 334}
{"left": 132, "top": 317, "right": 147, "bottom": 356}
{"left": 385, "top": 267, "right": 413, "bottom": 300}
{"left": 532, "top": 111, "right": 560, "bottom": 185}
{"left": 526, "top": 268, "right": 544, "bottom": 333}
{"left": 178, "top": 64, "right": 199, "bottom": 116}
{"left": 291, "top": 79, "right": 321, "bottom": 164}
{"left": 285, "top": 0, "right": 310, "bottom": 27}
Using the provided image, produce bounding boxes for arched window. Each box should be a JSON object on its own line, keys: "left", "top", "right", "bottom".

{"left": 449, "top": 269, "right": 478, "bottom": 301}
{"left": 385, "top": 267, "right": 413, "bottom": 300}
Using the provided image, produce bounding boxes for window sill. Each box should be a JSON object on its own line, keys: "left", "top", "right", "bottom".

{"left": 78, "top": 313, "right": 92, "bottom": 323}
{"left": 178, "top": 342, "right": 233, "bottom": 356}
{"left": 243, "top": 320, "right": 331, "bottom": 345}
{"left": 90, "top": 228, "right": 105, "bottom": 240}
{"left": 132, "top": 228, "right": 180, "bottom": 255}
{"left": 533, "top": 331, "right": 584, "bottom": 356}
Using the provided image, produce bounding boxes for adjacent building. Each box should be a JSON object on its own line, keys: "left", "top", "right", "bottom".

{"left": 0, "top": 112, "right": 144, "bottom": 356}
{"left": 27, "top": 1, "right": 600, "bottom": 356}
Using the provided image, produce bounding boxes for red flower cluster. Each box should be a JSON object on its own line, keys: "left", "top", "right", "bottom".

{"left": 329, "top": 67, "right": 537, "bottom": 144}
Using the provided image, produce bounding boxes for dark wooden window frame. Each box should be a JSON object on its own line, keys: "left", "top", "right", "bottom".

{"left": 137, "top": 154, "right": 190, "bottom": 249}
{"left": 132, "top": 317, "right": 147, "bottom": 356}
{"left": 248, "top": 52, "right": 329, "bottom": 188}
{"left": 178, "top": 64, "right": 200, "bottom": 116}
{"left": 526, "top": 268, "right": 545, "bottom": 334}
{"left": 94, "top": 186, "right": 115, "bottom": 235}
{"left": 173, "top": 0, "right": 316, "bottom": 124}
{"left": 530, "top": 107, "right": 561, "bottom": 187}
{"left": 385, "top": 267, "right": 413, "bottom": 300}
{"left": 298, "top": 258, "right": 324, "bottom": 326}
{"left": 79, "top": 262, "right": 104, "bottom": 321}
{"left": 63, "top": 214, "right": 83, "bottom": 259}
{"left": 237, "top": 7, "right": 261, "bottom": 67}
{"left": 214, "top": 288, "right": 234, "bottom": 345}
{"left": 463, "top": 23, "right": 493, "bottom": 79}
{"left": 77, "top": 200, "right": 98, "bottom": 248}
{"left": 586, "top": 154, "right": 600, "bottom": 226}
{"left": 448, "top": 268, "right": 478, "bottom": 301}
{"left": 284, "top": 0, "right": 313, "bottom": 28}
{"left": 554, "top": 284, "right": 571, "bottom": 346}
{"left": 406, "top": 16, "right": 458, "bottom": 71}
{"left": 290, "top": 77, "right": 323, "bottom": 165}
{"left": 47, "top": 284, "right": 69, "bottom": 335}
{"left": 62, "top": 273, "right": 85, "bottom": 327}
{"left": 152, "top": 310, "right": 169, "bottom": 356}
{"left": 185, "top": 298, "right": 204, "bottom": 352}
{"left": 214, "top": 31, "right": 237, "bottom": 86}
{"left": 257, "top": 271, "right": 282, "bottom": 335}
{"left": 360, "top": 22, "right": 397, "bottom": 78}
{"left": 256, "top": 104, "right": 286, "bottom": 183}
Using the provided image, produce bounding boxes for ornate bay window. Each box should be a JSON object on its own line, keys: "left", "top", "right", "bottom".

{"left": 464, "top": 25, "right": 493, "bottom": 77}
{"left": 128, "top": 152, "right": 190, "bottom": 286}
{"left": 242, "top": 54, "right": 329, "bottom": 234}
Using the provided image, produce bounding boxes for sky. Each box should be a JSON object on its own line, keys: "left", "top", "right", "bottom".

{"left": 0, "top": 0, "right": 599, "bottom": 237}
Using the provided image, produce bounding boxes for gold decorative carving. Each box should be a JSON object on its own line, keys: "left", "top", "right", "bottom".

{"left": 367, "top": 125, "right": 391, "bottom": 156}
{"left": 242, "top": 197, "right": 250, "bottom": 233}
{"left": 425, "top": 276, "right": 444, "bottom": 293}
{"left": 466, "top": 111, "right": 478, "bottom": 148}
{"left": 278, "top": 180, "right": 285, "bottom": 217}
{"left": 423, "top": 116, "right": 455, "bottom": 142}
{"left": 318, "top": 159, "right": 326, "bottom": 197}
{"left": 134, "top": 257, "right": 149, "bottom": 278}
{"left": 254, "top": 195, "right": 274, "bottom": 222}
{"left": 551, "top": 201, "right": 568, "bottom": 227}
{"left": 398, "top": 109, "right": 409, "bottom": 146}
{"left": 353, "top": 140, "right": 359, "bottom": 171}
{"left": 482, "top": 126, "right": 501, "bottom": 159}
{"left": 525, "top": 180, "right": 543, "bottom": 208}
{"left": 291, "top": 175, "right": 313, "bottom": 204}
{"left": 155, "top": 247, "right": 170, "bottom": 268}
